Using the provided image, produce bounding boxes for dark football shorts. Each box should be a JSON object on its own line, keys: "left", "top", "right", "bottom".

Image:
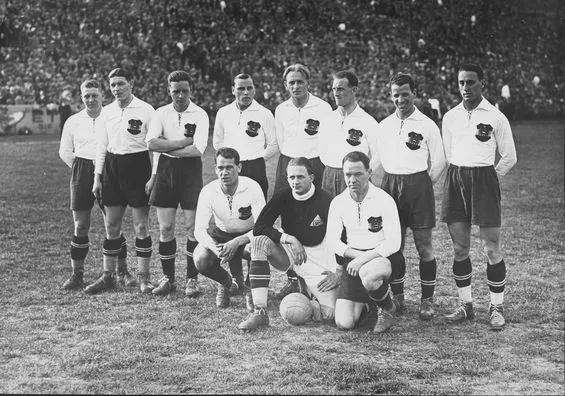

{"left": 70, "top": 157, "right": 96, "bottom": 211}
{"left": 335, "top": 254, "right": 393, "bottom": 303}
{"left": 274, "top": 154, "right": 325, "bottom": 195}
{"left": 440, "top": 164, "right": 501, "bottom": 227}
{"left": 149, "top": 155, "right": 203, "bottom": 210}
{"left": 321, "top": 165, "right": 346, "bottom": 199}
{"left": 240, "top": 157, "right": 268, "bottom": 199}
{"left": 101, "top": 151, "right": 151, "bottom": 208}
{"left": 381, "top": 170, "right": 436, "bottom": 229}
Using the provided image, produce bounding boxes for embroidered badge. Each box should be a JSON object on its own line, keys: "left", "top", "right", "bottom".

{"left": 346, "top": 128, "right": 363, "bottom": 146}
{"left": 127, "top": 119, "right": 142, "bottom": 135}
{"left": 475, "top": 123, "right": 493, "bottom": 142}
{"left": 184, "top": 123, "right": 196, "bottom": 138}
{"left": 367, "top": 216, "right": 383, "bottom": 233}
{"left": 246, "top": 120, "right": 261, "bottom": 137}
{"left": 238, "top": 205, "right": 252, "bottom": 220}
{"left": 304, "top": 119, "right": 320, "bottom": 136}
{"left": 406, "top": 131, "right": 423, "bottom": 150}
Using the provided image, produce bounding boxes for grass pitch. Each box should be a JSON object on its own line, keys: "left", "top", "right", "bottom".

{"left": 0, "top": 120, "right": 563, "bottom": 394}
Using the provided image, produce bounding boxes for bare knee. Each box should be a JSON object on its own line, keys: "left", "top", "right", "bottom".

{"left": 335, "top": 315, "right": 356, "bottom": 330}
{"left": 194, "top": 246, "right": 215, "bottom": 272}
{"left": 74, "top": 221, "right": 90, "bottom": 237}
{"left": 414, "top": 239, "right": 434, "bottom": 261}
{"left": 159, "top": 222, "right": 175, "bottom": 241}
{"left": 453, "top": 242, "right": 470, "bottom": 261}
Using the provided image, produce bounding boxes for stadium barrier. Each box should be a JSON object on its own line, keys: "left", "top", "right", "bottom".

{"left": 0, "top": 105, "right": 61, "bottom": 135}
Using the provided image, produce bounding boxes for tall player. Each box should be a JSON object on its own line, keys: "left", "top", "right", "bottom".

{"left": 58, "top": 79, "right": 133, "bottom": 290}
{"left": 145, "top": 70, "right": 209, "bottom": 296}
{"left": 372, "top": 73, "right": 446, "bottom": 320}
{"left": 273, "top": 63, "right": 333, "bottom": 298}
{"left": 88, "top": 68, "right": 155, "bottom": 294}
{"left": 321, "top": 70, "right": 379, "bottom": 198}
{"left": 441, "top": 64, "right": 517, "bottom": 330}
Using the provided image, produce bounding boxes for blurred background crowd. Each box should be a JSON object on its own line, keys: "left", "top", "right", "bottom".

{"left": 0, "top": 0, "right": 563, "bottom": 125}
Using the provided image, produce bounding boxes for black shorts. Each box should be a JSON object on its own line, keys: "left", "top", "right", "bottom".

{"left": 321, "top": 165, "right": 346, "bottom": 199}
{"left": 101, "top": 151, "right": 151, "bottom": 208}
{"left": 149, "top": 155, "right": 203, "bottom": 210}
{"left": 241, "top": 157, "right": 267, "bottom": 199}
{"left": 440, "top": 164, "right": 501, "bottom": 227}
{"left": 274, "top": 154, "right": 324, "bottom": 194}
{"left": 70, "top": 157, "right": 96, "bottom": 211}
{"left": 381, "top": 171, "right": 436, "bottom": 229}
{"left": 335, "top": 254, "right": 393, "bottom": 303}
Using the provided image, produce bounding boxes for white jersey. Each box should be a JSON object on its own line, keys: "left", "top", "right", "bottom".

{"left": 375, "top": 107, "right": 446, "bottom": 183}
{"left": 327, "top": 183, "right": 401, "bottom": 258}
{"left": 213, "top": 100, "right": 277, "bottom": 161}
{"left": 59, "top": 108, "right": 104, "bottom": 167}
{"left": 442, "top": 97, "right": 517, "bottom": 176}
{"left": 94, "top": 96, "right": 155, "bottom": 174}
{"left": 274, "top": 93, "right": 333, "bottom": 158}
{"left": 320, "top": 104, "right": 379, "bottom": 168}
{"left": 194, "top": 176, "right": 266, "bottom": 250}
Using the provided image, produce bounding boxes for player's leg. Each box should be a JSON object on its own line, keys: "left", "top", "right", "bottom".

{"left": 238, "top": 235, "right": 291, "bottom": 330}
{"left": 445, "top": 221, "right": 474, "bottom": 322}
{"left": 152, "top": 207, "right": 178, "bottom": 296}
{"left": 193, "top": 243, "right": 232, "bottom": 308}
{"left": 305, "top": 276, "right": 339, "bottom": 322}
{"left": 335, "top": 299, "right": 369, "bottom": 330}
{"left": 132, "top": 205, "right": 153, "bottom": 293}
{"left": 413, "top": 227, "right": 437, "bottom": 320}
{"left": 182, "top": 209, "right": 201, "bottom": 297}
{"left": 389, "top": 228, "right": 407, "bottom": 312}
{"left": 64, "top": 209, "right": 91, "bottom": 290}
{"left": 359, "top": 257, "right": 396, "bottom": 333}
{"left": 480, "top": 226, "right": 506, "bottom": 330}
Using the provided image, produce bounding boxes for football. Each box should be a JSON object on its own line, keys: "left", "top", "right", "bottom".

{"left": 279, "top": 292, "right": 313, "bottom": 326}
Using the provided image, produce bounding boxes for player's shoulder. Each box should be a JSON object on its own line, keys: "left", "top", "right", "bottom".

{"left": 239, "top": 176, "right": 262, "bottom": 191}
{"left": 133, "top": 96, "right": 155, "bottom": 111}
{"left": 309, "top": 94, "right": 332, "bottom": 110}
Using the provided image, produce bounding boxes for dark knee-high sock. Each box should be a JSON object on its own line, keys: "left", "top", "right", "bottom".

{"left": 487, "top": 259, "right": 506, "bottom": 305}
{"left": 199, "top": 258, "right": 231, "bottom": 286}
{"left": 367, "top": 281, "right": 394, "bottom": 310}
{"left": 70, "top": 235, "right": 89, "bottom": 275}
{"left": 159, "top": 238, "right": 176, "bottom": 281}
{"left": 453, "top": 257, "right": 472, "bottom": 302}
{"left": 249, "top": 259, "right": 270, "bottom": 308}
{"left": 186, "top": 239, "right": 198, "bottom": 279}
{"left": 419, "top": 258, "right": 437, "bottom": 300}
{"left": 388, "top": 251, "right": 405, "bottom": 296}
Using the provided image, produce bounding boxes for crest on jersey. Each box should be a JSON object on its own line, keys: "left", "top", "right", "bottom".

{"left": 238, "top": 205, "right": 252, "bottom": 220}
{"left": 346, "top": 128, "right": 363, "bottom": 146}
{"left": 475, "top": 123, "right": 493, "bottom": 142}
{"left": 127, "top": 119, "right": 142, "bottom": 135}
{"left": 367, "top": 216, "right": 383, "bottom": 233}
{"left": 184, "top": 123, "right": 196, "bottom": 138}
{"left": 309, "top": 214, "right": 324, "bottom": 227}
{"left": 406, "top": 131, "right": 423, "bottom": 150}
{"left": 246, "top": 120, "right": 261, "bottom": 137}
{"left": 304, "top": 119, "right": 320, "bottom": 136}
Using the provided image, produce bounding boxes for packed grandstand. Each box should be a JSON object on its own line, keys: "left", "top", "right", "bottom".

{"left": 0, "top": 0, "right": 563, "bottom": 122}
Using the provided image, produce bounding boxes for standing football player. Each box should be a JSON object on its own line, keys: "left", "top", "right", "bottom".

{"left": 88, "top": 68, "right": 155, "bottom": 294}
{"left": 58, "top": 79, "right": 133, "bottom": 290}
{"left": 441, "top": 64, "right": 517, "bottom": 330}
{"left": 372, "top": 73, "right": 446, "bottom": 320}
{"left": 327, "top": 151, "right": 401, "bottom": 333}
{"left": 238, "top": 157, "right": 340, "bottom": 331}
{"left": 193, "top": 148, "right": 265, "bottom": 310}
{"left": 145, "top": 70, "right": 209, "bottom": 297}
{"left": 321, "top": 70, "right": 379, "bottom": 198}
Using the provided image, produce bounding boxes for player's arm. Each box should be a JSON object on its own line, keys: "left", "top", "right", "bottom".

{"left": 212, "top": 108, "right": 224, "bottom": 151}
{"left": 92, "top": 118, "right": 109, "bottom": 200}
{"left": 441, "top": 115, "right": 453, "bottom": 164}
{"left": 326, "top": 198, "right": 349, "bottom": 258}
{"left": 274, "top": 107, "right": 285, "bottom": 155}
{"left": 253, "top": 193, "right": 284, "bottom": 241}
{"left": 167, "top": 112, "right": 209, "bottom": 158}
{"left": 494, "top": 115, "right": 517, "bottom": 176}
{"left": 261, "top": 109, "right": 278, "bottom": 160}
{"left": 427, "top": 122, "right": 447, "bottom": 184}
{"left": 58, "top": 119, "right": 75, "bottom": 168}
{"left": 193, "top": 188, "right": 220, "bottom": 255}
{"left": 369, "top": 122, "right": 385, "bottom": 185}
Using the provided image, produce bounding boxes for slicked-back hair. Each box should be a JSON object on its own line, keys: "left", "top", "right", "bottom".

{"left": 334, "top": 70, "right": 359, "bottom": 87}
{"left": 342, "top": 151, "right": 370, "bottom": 170}
{"left": 287, "top": 157, "right": 314, "bottom": 176}
{"left": 168, "top": 70, "right": 191, "bottom": 84}
{"left": 233, "top": 73, "right": 253, "bottom": 86}
{"left": 215, "top": 147, "right": 240, "bottom": 165}
{"left": 458, "top": 64, "right": 484, "bottom": 80}
{"left": 80, "top": 79, "right": 102, "bottom": 91}
{"left": 283, "top": 64, "right": 310, "bottom": 81}
{"left": 108, "top": 68, "right": 132, "bottom": 81}
{"left": 389, "top": 73, "right": 415, "bottom": 92}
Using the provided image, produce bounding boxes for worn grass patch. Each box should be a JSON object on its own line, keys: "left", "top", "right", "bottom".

{"left": 0, "top": 121, "right": 563, "bottom": 394}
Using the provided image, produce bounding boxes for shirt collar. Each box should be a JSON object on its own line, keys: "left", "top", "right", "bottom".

{"left": 214, "top": 177, "right": 249, "bottom": 195}
{"left": 394, "top": 106, "right": 424, "bottom": 122}
{"left": 233, "top": 99, "right": 259, "bottom": 112}
{"left": 167, "top": 101, "right": 197, "bottom": 113}
{"left": 454, "top": 96, "right": 492, "bottom": 111}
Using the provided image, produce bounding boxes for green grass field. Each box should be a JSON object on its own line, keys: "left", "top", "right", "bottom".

{"left": 0, "top": 120, "right": 563, "bottom": 394}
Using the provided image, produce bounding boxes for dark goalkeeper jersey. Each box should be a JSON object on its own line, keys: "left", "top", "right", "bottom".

{"left": 253, "top": 187, "right": 332, "bottom": 247}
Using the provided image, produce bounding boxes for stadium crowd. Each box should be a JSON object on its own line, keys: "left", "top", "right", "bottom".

{"left": 0, "top": 0, "right": 563, "bottom": 121}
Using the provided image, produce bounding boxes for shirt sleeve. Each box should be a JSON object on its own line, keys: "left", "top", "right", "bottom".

{"left": 374, "top": 193, "right": 401, "bottom": 258}
{"left": 427, "top": 121, "right": 447, "bottom": 184}
{"left": 58, "top": 118, "right": 75, "bottom": 168}
{"left": 441, "top": 114, "right": 453, "bottom": 165}
{"left": 194, "top": 186, "right": 216, "bottom": 249}
{"left": 212, "top": 108, "right": 224, "bottom": 151}
{"left": 367, "top": 118, "right": 382, "bottom": 172}
{"left": 274, "top": 106, "right": 285, "bottom": 155}
{"left": 326, "top": 198, "right": 348, "bottom": 257}
{"left": 494, "top": 114, "right": 517, "bottom": 176}
{"left": 261, "top": 108, "right": 278, "bottom": 160}
{"left": 192, "top": 110, "right": 209, "bottom": 156}
{"left": 94, "top": 111, "right": 109, "bottom": 175}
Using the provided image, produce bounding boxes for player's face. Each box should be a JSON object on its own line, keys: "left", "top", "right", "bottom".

{"left": 332, "top": 78, "right": 356, "bottom": 108}
{"left": 109, "top": 76, "right": 132, "bottom": 103}
{"left": 391, "top": 83, "right": 415, "bottom": 118}
{"left": 215, "top": 155, "right": 241, "bottom": 188}
{"left": 343, "top": 160, "right": 371, "bottom": 193}
{"left": 458, "top": 70, "right": 483, "bottom": 106}
{"left": 284, "top": 71, "right": 309, "bottom": 100}
{"left": 169, "top": 80, "right": 191, "bottom": 111}
{"left": 233, "top": 78, "right": 255, "bottom": 110}
{"left": 81, "top": 87, "right": 103, "bottom": 112}
{"left": 286, "top": 165, "right": 314, "bottom": 196}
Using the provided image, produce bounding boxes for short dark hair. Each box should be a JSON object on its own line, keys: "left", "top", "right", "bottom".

{"left": 108, "top": 68, "right": 132, "bottom": 81}
{"left": 389, "top": 73, "right": 415, "bottom": 92}
{"left": 458, "top": 64, "right": 484, "bottom": 80}
{"left": 233, "top": 73, "right": 253, "bottom": 86}
{"left": 168, "top": 70, "right": 191, "bottom": 84}
{"left": 283, "top": 64, "right": 310, "bottom": 81}
{"left": 80, "top": 79, "right": 101, "bottom": 91}
{"left": 287, "top": 157, "right": 314, "bottom": 176}
{"left": 333, "top": 70, "right": 358, "bottom": 87}
{"left": 342, "top": 151, "right": 370, "bottom": 170}
{"left": 215, "top": 147, "right": 240, "bottom": 165}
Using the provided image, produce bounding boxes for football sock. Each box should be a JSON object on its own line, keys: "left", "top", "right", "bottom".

{"left": 453, "top": 258, "right": 472, "bottom": 302}
{"left": 249, "top": 259, "right": 270, "bottom": 308}
{"left": 117, "top": 234, "right": 127, "bottom": 273}
{"left": 136, "top": 236, "right": 152, "bottom": 277}
{"left": 419, "top": 258, "right": 437, "bottom": 300}
{"left": 388, "top": 251, "right": 405, "bottom": 296}
{"left": 159, "top": 238, "right": 176, "bottom": 282}
{"left": 287, "top": 268, "right": 299, "bottom": 281}
{"left": 228, "top": 250, "right": 243, "bottom": 278}
{"left": 186, "top": 239, "right": 199, "bottom": 279}
{"left": 368, "top": 281, "right": 394, "bottom": 310}
{"left": 487, "top": 259, "right": 506, "bottom": 305}
{"left": 70, "top": 235, "right": 89, "bottom": 274}
{"left": 102, "top": 237, "right": 121, "bottom": 275}
{"left": 199, "top": 258, "right": 231, "bottom": 285}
